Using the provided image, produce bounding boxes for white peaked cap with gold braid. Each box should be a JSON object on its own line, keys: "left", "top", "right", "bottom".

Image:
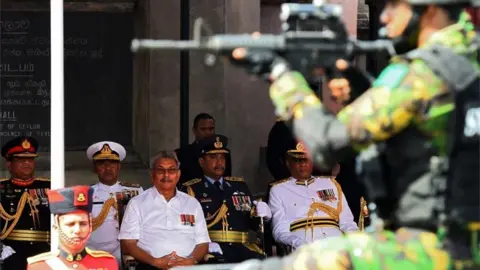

{"left": 86, "top": 141, "right": 126, "bottom": 162}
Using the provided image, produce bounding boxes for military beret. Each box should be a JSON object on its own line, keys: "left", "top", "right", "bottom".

{"left": 1, "top": 136, "right": 39, "bottom": 160}
{"left": 198, "top": 134, "right": 230, "bottom": 156}
{"left": 47, "top": 186, "right": 94, "bottom": 215}
{"left": 86, "top": 141, "right": 126, "bottom": 162}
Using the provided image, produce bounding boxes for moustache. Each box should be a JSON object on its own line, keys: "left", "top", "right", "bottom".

{"left": 214, "top": 166, "right": 225, "bottom": 171}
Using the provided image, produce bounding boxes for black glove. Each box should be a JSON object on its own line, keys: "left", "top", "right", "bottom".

{"left": 227, "top": 48, "right": 290, "bottom": 81}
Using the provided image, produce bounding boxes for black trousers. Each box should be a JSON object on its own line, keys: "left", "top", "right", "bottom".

{"left": 218, "top": 243, "right": 264, "bottom": 263}
{"left": 135, "top": 262, "right": 158, "bottom": 270}
{"left": 2, "top": 240, "right": 50, "bottom": 270}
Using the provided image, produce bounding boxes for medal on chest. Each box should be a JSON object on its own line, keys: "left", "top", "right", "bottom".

{"left": 232, "top": 193, "right": 251, "bottom": 211}
{"left": 317, "top": 189, "right": 337, "bottom": 202}
{"left": 180, "top": 214, "right": 195, "bottom": 226}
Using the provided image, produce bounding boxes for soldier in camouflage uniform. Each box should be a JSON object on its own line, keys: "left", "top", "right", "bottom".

{"left": 227, "top": 0, "right": 479, "bottom": 268}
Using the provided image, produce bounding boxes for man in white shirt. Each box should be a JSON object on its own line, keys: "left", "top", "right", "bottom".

{"left": 86, "top": 141, "right": 144, "bottom": 266}
{"left": 268, "top": 139, "right": 358, "bottom": 252}
{"left": 119, "top": 151, "right": 210, "bottom": 270}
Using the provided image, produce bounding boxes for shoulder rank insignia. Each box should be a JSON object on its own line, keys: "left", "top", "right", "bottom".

{"left": 182, "top": 178, "right": 202, "bottom": 186}
{"left": 119, "top": 181, "right": 141, "bottom": 188}
{"left": 269, "top": 178, "right": 289, "bottom": 187}
{"left": 329, "top": 176, "right": 340, "bottom": 185}
{"left": 224, "top": 176, "right": 244, "bottom": 182}
{"left": 35, "top": 177, "right": 50, "bottom": 182}
{"left": 27, "top": 251, "right": 58, "bottom": 264}
{"left": 85, "top": 247, "right": 115, "bottom": 258}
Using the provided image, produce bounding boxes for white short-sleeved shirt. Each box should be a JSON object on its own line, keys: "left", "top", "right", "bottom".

{"left": 118, "top": 187, "right": 211, "bottom": 258}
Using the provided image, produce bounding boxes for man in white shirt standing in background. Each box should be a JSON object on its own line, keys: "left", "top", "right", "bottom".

{"left": 86, "top": 141, "right": 144, "bottom": 266}
{"left": 119, "top": 150, "right": 210, "bottom": 270}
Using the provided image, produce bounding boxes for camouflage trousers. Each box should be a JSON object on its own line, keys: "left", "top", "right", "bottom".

{"left": 282, "top": 228, "right": 479, "bottom": 270}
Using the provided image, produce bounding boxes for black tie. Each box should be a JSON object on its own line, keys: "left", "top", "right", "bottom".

{"left": 214, "top": 181, "right": 223, "bottom": 191}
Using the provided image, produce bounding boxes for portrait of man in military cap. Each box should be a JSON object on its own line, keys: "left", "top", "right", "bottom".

{"left": 27, "top": 185, "right": 118, "bottom": 269}
{"left": 0, "top": 136, "right": 51, "bottom": 269}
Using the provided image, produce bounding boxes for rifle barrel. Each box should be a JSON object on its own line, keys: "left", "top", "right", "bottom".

{"left": 353, "top": 39, "right": 396, "bottom": 55}
{"left": 132, "top": 35, "right": 286, "bottom": 52}
{"left": 131, "top": 39, "right": 201, "bottom": 52}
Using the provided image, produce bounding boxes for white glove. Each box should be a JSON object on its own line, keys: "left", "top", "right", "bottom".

{"left": 253, "top": 201, "right": 272, "bottom": 221}
{"left": 1, "top": 244, "right": 15, "bottom": 260}
{"left": 208, "top": 242, "right": 223, "bottom": 255}
{"left": 292, "top": 238, "right": 308, "bottom": 250}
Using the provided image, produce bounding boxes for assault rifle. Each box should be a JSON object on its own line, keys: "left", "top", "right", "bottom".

{"left": 131, "top": 1, "right": 396, "bottom": 83}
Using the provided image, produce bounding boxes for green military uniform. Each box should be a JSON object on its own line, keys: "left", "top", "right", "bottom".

{"left": 252, "top": 4, "right": 480, "bottom": 270}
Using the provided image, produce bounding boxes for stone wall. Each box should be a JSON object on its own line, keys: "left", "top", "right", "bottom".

{"left": 0, "top": 0, "right": 369, "bottom": 193}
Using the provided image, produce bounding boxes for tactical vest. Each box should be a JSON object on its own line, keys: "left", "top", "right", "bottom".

{"left": 405, "top": 43, "right": 480, "bottom": 226}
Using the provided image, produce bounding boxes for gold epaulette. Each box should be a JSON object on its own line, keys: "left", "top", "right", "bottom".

{"left": 27, "top": 251, "right": 57, "bottom": 264}
{"left": 269, "top": 178, "right": 289, "bottom": 187}
{"left": 85, "top": 247, "right": 115, "bottom": 258}
{"left": 329, "top": 177, "right": 342, "bottom": 190}
{"left": 119, "top": 181, "right": 141, "bottom": 188}
{"left": 315, "top": 176, "right": 342, "bottom": 187}
{"left": 224, "top": 176, "right": 244, "bottom": 182}
{"left": 182, "top": 178, "right": 201, "bottom": 186}
{"left": 182, "top": 178, "right": 201, "bottom": 197}
{"left": 0, "top": 177, "right": 9, "bottom": 182}
{"left": 35, "top": 177, "right": 50, "bottom": 181}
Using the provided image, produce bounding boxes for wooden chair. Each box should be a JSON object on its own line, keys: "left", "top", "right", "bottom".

{"left": 116, "top": 190, "right": 140, "bottom": 270}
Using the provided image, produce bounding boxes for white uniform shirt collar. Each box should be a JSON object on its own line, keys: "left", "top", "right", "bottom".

{"left": 150, "top": 187, "right": 180, "bottom": 202}
{"left": 97, "top": 181, "right": 120, "bottom": 190}
{"left": 289, "top": 176, "right": 315, "bottom": 186}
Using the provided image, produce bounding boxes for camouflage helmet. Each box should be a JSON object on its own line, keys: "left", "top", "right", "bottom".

{"left": 406, "top": 0, "right": 471, "bottom": 5}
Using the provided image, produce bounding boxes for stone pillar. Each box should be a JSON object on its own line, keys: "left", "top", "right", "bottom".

{"left": 223, "top": 0, "right": 275, "bottom": 194}
{"left": 133, "top": 0, "right": 181, "bottom": 163}
{"left": 187, "top": 0, "right": 274, "bottom": 193}
{"left": 188, "top": 0, "right": 227, "bottom": 137}
{"left": 260, "top": 5, "right": 282, "bottom": 34}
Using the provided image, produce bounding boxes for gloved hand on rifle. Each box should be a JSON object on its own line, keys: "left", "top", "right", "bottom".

{"left": 228, "top": 34, "right": 371, "bottom": 120}
{"left": 228, "top": 45, "right": 319, "bottom": 120}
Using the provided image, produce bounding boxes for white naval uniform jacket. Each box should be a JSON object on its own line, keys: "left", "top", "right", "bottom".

{"left": 268, "top": 176, "right": 358, "bottom": 249}
{"left": 87, "top": 181, "right": 144, "bottom": 262}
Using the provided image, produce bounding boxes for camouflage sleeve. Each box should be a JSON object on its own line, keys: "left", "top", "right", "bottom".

{"left": 337, "top": 58, "right": 449, "bottom": 149}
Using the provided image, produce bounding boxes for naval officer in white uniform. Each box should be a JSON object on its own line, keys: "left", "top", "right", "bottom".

{"left": 86, "top": 141, "right": 144, "bottom": 266}
{"left": 268, "top": 140, "right": 358, "bottom": 251}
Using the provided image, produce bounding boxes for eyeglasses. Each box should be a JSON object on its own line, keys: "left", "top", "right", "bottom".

{"left": 153, "top": 168, "right": 180, "bottom": 175}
